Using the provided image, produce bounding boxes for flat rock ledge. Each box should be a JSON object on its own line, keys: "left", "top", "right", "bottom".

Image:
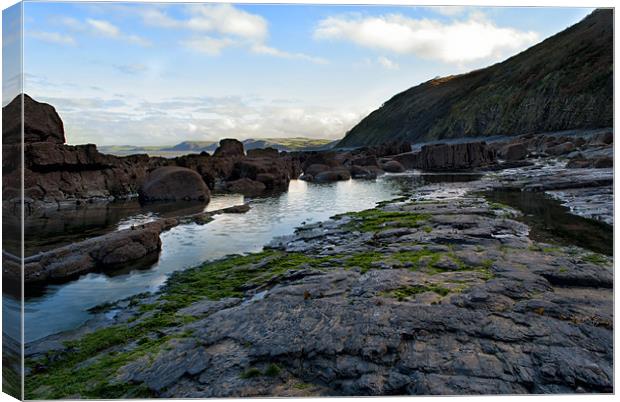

{"left": 25, "top": 193, "right": 612, "bottom": 398}
{"left": 4, "top": 203, "right": 251, "bottom": 284}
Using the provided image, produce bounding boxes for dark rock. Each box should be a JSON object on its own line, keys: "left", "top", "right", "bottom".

{"left": 221, "top": 204, "right": 251, "bottom": 214}
{"left": 230, "top": 157, "right": 294, "bottom": 190}
{"left": 247, "top": 148, "right": 279, "bottom": 158}
{"left": 225, "top": 178, "right": 266, "bottom": 195}
{"left": 314, "top": 168, "right": 351, "bottom": 182}
{"left": 213, "top": 139, "right": 245, "bottom": 157}
{"left": 592, "top": 157, "right": 613, "bottom": 168}
{"left": 415, "top": 142, "right": 496, "bottom": 171}
{"left": 3, "top": 94, "right": 65, "bottom": 144}
{"left": 350, "top": 155, "right": 379, "bottom": 167}
{"left": 139, "top": 166, "right": 210, "bottom": 202}
{"left": 17, "top": 220, "right": 174, "bottom": 283}
{"left": 350, "top": 165, "right": 377, "bottom": 179}
{"left": 593, "top": 131, "right": 613, "bottom": 145}
{"left": 380, "top": 160, "right": 405, "bottom": 173}
{"left": 546, "top": 142, "right": 575, "bottom": 156}
{"left": 392, "top": 152, "right": 418, "bottom": 169}
{"left": 498, "top": 143, "right": 528, "bottom": 161}
{"left": 304, "top": 164, "right": 331, "bottom": 176}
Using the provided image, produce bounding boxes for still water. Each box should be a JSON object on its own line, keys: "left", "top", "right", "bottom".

{"left": 21, "top": 173, "right": 472, "bottom": 342}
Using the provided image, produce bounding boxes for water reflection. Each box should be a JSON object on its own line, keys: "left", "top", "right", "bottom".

{"left": 484, "top": 190, "right": 613, "bottom": 255}
{"left": 18, "top": 172, "right": 493, "bottom": 342}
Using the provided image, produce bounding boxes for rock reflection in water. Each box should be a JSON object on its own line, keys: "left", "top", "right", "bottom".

{"left": 484, "top": 190, "right": 612, "bottom": 256}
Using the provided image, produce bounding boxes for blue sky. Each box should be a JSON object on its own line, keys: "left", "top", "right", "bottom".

{"left": 17, "top": 2, "right": 592, "bottom": 146}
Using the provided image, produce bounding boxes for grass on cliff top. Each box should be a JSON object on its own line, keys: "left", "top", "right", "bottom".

{"left": 333, "top": 208, "right": 430, "bottom": 232}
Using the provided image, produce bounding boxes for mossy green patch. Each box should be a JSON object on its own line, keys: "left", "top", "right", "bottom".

{"left": 240, "top": 363, "right": 281, "bottom": 379}
{"left": 240, "top": 368, "right": 262, "bottom": 379}
{"left": 161, "top": 250, "right": 338, "bottom": 311}
{"left": 583, "top": 253, "right": 608, "bottom": 266}
{"left": 342, "top": 248, "right": 444, "bottom": 273}
{"left": 335, "top": 209, "right": 430, "bottom": 232}
{"left": 27, "top": 249, "right": 344, "bottom": 398}
{"left": 383, "top": 284, "right": 452, "bottom": 301}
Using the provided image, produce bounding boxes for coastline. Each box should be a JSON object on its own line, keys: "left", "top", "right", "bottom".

{"left": 24, "top": 173, "right": 613, "bottom": 398}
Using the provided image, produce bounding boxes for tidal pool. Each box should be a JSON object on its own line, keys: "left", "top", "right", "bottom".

{"left": 21, "top": 173, "right": 481, "bottom": 342}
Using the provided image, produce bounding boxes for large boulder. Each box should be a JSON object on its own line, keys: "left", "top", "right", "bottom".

{"left": 213, "top": 138, "right": 245, "bottom": 157}
{"left": 380, "top": 159, "right": 405, "bottom": 173}
{"left": 301, "top": 152, "right": 342, "bottom": 170}
{"left": 313, "top": 168, "right": 351, "bottom": 183}
{"left": 139, "top": 166, "right": 210, "bottom": 202}
{"left": 392, "top": 152, "right": 418, "bottom": 169}
{"left": 498, "top": 142, "right": 528, "bottom": 161}
{"left": 304, "top": 164, "right": 331, "bottom": 177}
{"left": 350, "top": 165, "right": 377, "bottom": 179}
{"left": 225, "top": 178, "right": 266, "bottom": 195}
{"left": 3, "top": 94, "right": 66, "bottom": 144}
{"left": 230, "top": 157, "right": 293, "bottom": 190}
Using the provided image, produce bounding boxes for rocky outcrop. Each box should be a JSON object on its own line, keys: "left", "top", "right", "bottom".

{"left": 8, "top": 219, "right": 172, "bottom": 283}
{"left": 139, "top": 166, "right": 210, "bottom": 202}
{"left": 3, "top": 94, "right": 65, "bottom": 144}
{"left": 497, "top": 143, "right": 528, "bottom": 161}
{"left": 338, "top": 10, "right": 612, "bottom": 147}
{"left": 229, "top": 156, "right": 299, "bottom": 190}
{"left": 225, "top": 178, "right": 267, "bottom": 195}
{"left": 247, "top": 147, "right": 279, "bottom": 158}
{"left": 213, "top": 138, "right": 245, "bottom": 157}
{"left": 414, "top": 142, "right": 496, "bottom": 171}
{"left": 380, "top": 159, "right": 405, "bottom": 173}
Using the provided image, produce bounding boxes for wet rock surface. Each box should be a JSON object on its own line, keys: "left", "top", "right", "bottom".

{"left": 139, "top": 166, "right": 210, "bottom": 202}
{"left": 25, "top": 183, "right": 613, "bottom": 398}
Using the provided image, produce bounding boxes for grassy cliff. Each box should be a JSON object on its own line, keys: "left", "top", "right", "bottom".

{"left": 338, "top": 9, "right": 613, "bottom": 147}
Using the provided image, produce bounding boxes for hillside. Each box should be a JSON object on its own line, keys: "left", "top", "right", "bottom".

{"left": 99, "top": 137, "right": 335, "bottom": 156}
{"left": 338, "top": 9, "right": 613, "bottom": 148}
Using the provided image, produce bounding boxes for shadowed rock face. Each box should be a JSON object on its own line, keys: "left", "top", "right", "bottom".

{"left": 2, "top": 94, "right": 66, "bottom": 144}
{"left": 338, "top": 9, "right": 613, "bottom": 147}
{"left": 139, "top": 166, "right": 210, "bottom": 202}
{"left": 414, "top": 142, "right": 496, "bottom": 171}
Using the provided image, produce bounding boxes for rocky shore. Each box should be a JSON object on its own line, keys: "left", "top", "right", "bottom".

{"left": 25, "top": 170, "right": 613, "bottom": 397}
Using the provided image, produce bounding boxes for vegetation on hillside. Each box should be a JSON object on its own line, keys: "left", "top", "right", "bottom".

{"left": 338, "top": 9, "right": 613, "bottom": 147}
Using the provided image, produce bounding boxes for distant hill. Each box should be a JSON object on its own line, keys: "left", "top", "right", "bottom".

{"left": 337, "top": 9, "right": 613, "bottom": 148}
{"left": 99, "top": 137, "right": 336, "bottom": 156}
{"left": 164, "top": 141, "right": 216, "bottom": 151}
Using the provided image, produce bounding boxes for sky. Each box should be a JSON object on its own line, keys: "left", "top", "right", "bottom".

{"left": 11, "top": 2, "right": 593, "bottom": 146}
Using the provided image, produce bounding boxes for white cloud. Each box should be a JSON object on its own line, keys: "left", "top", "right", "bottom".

{"left": 186, "top": 4, "right": 268, "bottom": 41}
{"left": 87, "top": 18, "right": 120, "bottom": 37}
{"left": 251, "top": 44, "right": 328, "bottom": 64}
{"left": 30, "top": 31, "right": 76, "bottom": 46}
{"left": 68, "top": 17, "right": 151, "bottom": 46}
{"left": 182, "top": 36, "right": 236, "bottom": 55}
{"left": 429, "top": 6, "right": 467, "bottom": 16}
{"left": 314, "top": 13, "right": 539, "bottom": 64}
{"left": 36, "top": 94, "right": 363, "bottom": 145}
{"left": 377, "top": 56, "right": 399, "bottom": 70}
{"left": 141, "top": 4, "right": 324, "bottom": 64}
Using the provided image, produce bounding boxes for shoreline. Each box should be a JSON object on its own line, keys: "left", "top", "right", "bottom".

{"left": 24, "top": 174, "right": 613, "bottom": 398}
